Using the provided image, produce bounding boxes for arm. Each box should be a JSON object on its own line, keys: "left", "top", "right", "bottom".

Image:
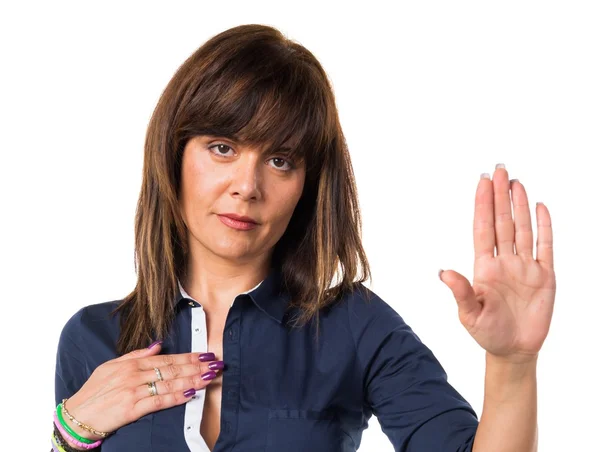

{"left": 348, "top": 288, "right": 479, "bottom": 452}
{"left": 52, "top": 303, "right": 221, "bottom": 451}
{"left": 472, "top": 353, "right": 538, "bottom": 452}
{"left": 54, "top": 308, "right": 96, "bottom": 451}
{"left": 438, "top": 167, "right": 554, "bottom": 452}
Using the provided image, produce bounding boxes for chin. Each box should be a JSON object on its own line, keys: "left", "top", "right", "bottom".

{"left": 210, "top": 243, "right": 257, "bottom": 262}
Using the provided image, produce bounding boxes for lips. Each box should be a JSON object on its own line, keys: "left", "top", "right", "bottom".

{"left": 218, "top": 213, "right": 258, "bottom": 224}
{"left": 217, "top": 213, "right": 259, "bottom": 231}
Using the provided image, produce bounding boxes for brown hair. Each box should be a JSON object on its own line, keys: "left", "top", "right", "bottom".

{"left": 114, "top": 24, "right": 371, "bottom": 355}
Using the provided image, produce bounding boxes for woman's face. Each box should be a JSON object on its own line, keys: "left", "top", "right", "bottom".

{"left": 179, "top": 135, "right": 306, "bottom": 265}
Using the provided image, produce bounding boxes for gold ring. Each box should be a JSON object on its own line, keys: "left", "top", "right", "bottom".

{"left": 154, "top": 367, "right": 163, "bottom": 382}
{"left": 147, "top": 381, "right": 158, "bottom": 397}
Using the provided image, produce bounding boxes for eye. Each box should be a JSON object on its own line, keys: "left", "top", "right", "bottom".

{"left": 207, "top": 143, "right": 235, "bottom": 157}
{"left": 268, "top": 157, "right": 293, "bottom": 172}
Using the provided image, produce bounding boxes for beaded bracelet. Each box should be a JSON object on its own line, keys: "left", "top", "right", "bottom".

{"left": 51, "top": 431, "right": 67, "bottom": 452}
{"left": 56, "top": 404, "right": 95, "bottom": 444}
{"left": 62, "top": 398, "right": 111, "bottom": 438}
{"left": 53, "top": 425, "right": 82, "bottom": 452}
{"left": 53, "top": 424, "right": 96, "bottom": 452}
{"left": 53, "top": 412, "right": 102, "bottom": 449}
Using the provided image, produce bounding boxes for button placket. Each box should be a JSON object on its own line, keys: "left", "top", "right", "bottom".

{"left": 182, "top": 299, "right": 210, "bottom": 451}
{"left": 215, "top": 302, "right": 243, "bottom": 450}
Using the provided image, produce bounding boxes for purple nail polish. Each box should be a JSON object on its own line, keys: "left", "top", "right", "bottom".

{"left": 183, "top": 388, "right": 196, "bottom": 398}
{"left": 198, "top": 352, "right": 216, "bottom": 362}
{"left": 148, "top": 340, "right": 163, "bottom": 349}
{"left": 208, "top": 360, "right": 224, "bottom": 370}
{"left": 201, "top": 370, "right": 217, "bottom": 381}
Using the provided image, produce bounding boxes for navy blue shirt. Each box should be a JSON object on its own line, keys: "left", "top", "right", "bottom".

{"left": 55, "top": 268, "right": 479, "bottom": 451}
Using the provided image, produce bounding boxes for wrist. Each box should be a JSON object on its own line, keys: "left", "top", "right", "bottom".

{"left": 62, "top": 414, "right": 104, "bottom": 443}
{"left": 486, "top": 351, "right": 539, "bottom": 366}
{"left": 53, "top": 416, "right": 101, "bottom": 451}
{"left": 54, "top": 399, "right": 105, "bottom": 450}
{"left": 62, "top": 396, "right": 105, "bottom": 441}
{"left": 484, "top": 352, "right": 537, "bottom": 403}
{"left": 53, "top": 427, "right": 88, "bottom": 451}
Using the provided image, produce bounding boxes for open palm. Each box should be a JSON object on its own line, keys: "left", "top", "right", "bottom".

{"left": 440, "top": 164, "right": 556, "bottom": 364}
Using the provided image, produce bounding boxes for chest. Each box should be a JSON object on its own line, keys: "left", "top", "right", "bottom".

{"left": 99, "top": 303, "right": 363, "bottom": 452}
{"left": 199, "top": 312, "right": 227, "bottom": 450}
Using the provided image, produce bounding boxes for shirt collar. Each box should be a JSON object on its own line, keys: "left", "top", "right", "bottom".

{"left": 174, "top": 266, "right": 291, "bottom": 324}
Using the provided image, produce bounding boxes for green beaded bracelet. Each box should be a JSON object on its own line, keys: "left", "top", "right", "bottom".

{"left": 56, "top": 403, "right": 95, "bottom": 445}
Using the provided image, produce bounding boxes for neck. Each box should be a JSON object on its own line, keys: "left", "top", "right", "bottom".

{"left": 182, "top": 247, "right": 272, "bottom": 311}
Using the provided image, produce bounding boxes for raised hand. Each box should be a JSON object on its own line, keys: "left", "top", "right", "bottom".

{"left": 439, "top": 163, "right": 556, "bottom": 364}
{"left": 62, "top": 343, "right": 222, "bottom": 442}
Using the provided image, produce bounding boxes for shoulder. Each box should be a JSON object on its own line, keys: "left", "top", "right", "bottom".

{"left": 341, "top": 283, "right": 414, "bottom": 335}
{"left": 60, "top": 300, "right": 121, "bottom": 337}
{"left": 331, "top": 282, "right": 429, "bottom": 362}
{"left": 58, "top": 300, "right": 122, "bottom": 356}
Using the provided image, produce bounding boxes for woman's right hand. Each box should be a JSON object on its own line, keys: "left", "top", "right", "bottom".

{"left": 61, "top": 341, "right": 222, "bottom": 442}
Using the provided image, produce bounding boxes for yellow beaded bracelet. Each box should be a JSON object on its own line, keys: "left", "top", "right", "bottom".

{"left": 51, "top": 431, "right": 68, "bottom": 452}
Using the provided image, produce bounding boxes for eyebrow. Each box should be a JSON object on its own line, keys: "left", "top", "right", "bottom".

{"left": 204, "top": 134, "right": 239, "bottom": 143}
{"left": 206, "top": 135, "right": 293, "bottom": 155}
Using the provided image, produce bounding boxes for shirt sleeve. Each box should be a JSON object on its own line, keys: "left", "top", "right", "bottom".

{"left": 54, "top": 307, "right": 90, "bottom": 406}
{"left": 347, "top": 288, "right": 479, "bottom": 452}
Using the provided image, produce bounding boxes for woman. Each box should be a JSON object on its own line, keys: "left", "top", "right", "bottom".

{"left": 52, "top": 24, "right": 555, "bottom": 452}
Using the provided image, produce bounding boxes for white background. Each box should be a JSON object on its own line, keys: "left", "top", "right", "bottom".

{"left": 1, "top": 1, "right": 599, "bottom": 450}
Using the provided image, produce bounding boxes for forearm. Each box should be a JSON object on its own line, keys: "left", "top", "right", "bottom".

{"left": 472, "top": 352, "right": 538, "bottom": 452}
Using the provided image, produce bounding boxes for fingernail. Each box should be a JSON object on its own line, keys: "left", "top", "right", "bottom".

{"left": 510, "top": 179, "right": 519, "bottom": 184}
{"left": 480, "top": 173, "right": 490, "bottom": 180}
{"left": 438, "top": 269, "right": 444, "bottom": 281}
{"left": 201, "top": 371, "right": 217, "bottom": 381}
{"left": 199, "top": 352, "right": 216, "bottom": 362}
{"left": 148, "top": 340, "right": 163, "bottom": 349}
{"left": 495, "top": 163, "right": 505, "bottom": 169}
{"left": 208, "top": 360, "right": 225, "bottom": 370}
{"left": 183, "top": 388, "right": 196, "bottom": 398}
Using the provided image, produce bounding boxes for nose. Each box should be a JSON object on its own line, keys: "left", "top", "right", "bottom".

{"left": 230, "top": 153, "right": 262, "bottom": 201}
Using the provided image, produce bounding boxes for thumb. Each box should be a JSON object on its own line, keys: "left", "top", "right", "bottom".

{"left": 114, "top": 340, "right": 163, "bottom": 362}
{"left": 438, "top": 269, "right": 481, "bottom": 328}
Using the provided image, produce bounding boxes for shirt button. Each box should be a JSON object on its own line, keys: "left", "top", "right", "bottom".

{"left": 228, "top": 328, "right": 237, "bottom": 340}
{"left": 194, "top": 327, "right": 201, "bottom": 334}
{"left": 186, "top": 425, "right": 192, "bottom": 431}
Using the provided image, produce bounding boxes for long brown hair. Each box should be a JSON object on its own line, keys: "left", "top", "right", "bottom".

{"left": 114, "top": 24, "right": 371, "bottom": 355}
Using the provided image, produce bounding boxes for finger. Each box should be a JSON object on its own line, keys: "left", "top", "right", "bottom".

{"left": 473, "top": 173, "right": 495, "bottom": 261}
{"left": 136, "top": 360, "right": 223, "bottom": 385}
{"left": 510, "top": 179, "right": 534, "bottom": 258}
{"left": 138, "top": 368, "right": 220, "bottom": 398}
{"left": 113, "top": 340, "right": 164, "bottom": 363}
{"left": 535, "top": 202, "right": 554, "bottom": 268}
{"left": 439, "top": 269, "right": 482, "bottom": 329}
{"left": 137, "top": 351, "right": 214, "bottom": 370}
{"left": 133, "top": 388, "right": 197, "bottom": 419}
{"left": 133, "top": 373, "right": 219, "bottom": 417}
{"left": 492, "top": 164, "right": 515, "bottom": 255}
